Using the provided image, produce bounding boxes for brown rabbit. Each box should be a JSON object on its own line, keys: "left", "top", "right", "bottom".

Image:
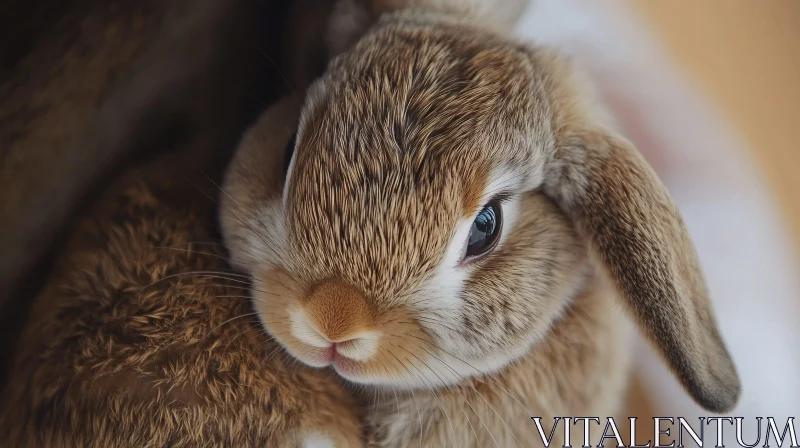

{"left": 0, "top": 96, "right": 365, "bottom": 447}
{"left": 0, "top": 0, "right": 293, "bottom": 313}
{"left": 220, "top": 0, "right": 741, "bottom": 446}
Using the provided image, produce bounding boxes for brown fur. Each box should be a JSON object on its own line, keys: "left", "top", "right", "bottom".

{"left": 0, "top": 111, "right": 364, "bottom": 446}
{"left": 304, "top": 281, "right": 376, "bottom": 342}
{"left": 0, "top": 0, "right": 284, "bottom": 311}
{"left": 539, "top": 53, "right": 740, "bottom": 412}
{"left": 367, "top": 273, "right": 629, "bottom": 446}
{"left": 221, "top": 1, "right": 740, "bottom": 446}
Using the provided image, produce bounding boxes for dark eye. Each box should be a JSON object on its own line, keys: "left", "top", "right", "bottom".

{"left": 283, "top": 132, "right": 297, "bottom": 178}
{"left": 464, "top": 200, "right": 503, "bottom": 260}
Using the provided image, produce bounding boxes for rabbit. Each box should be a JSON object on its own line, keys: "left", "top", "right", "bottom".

{"left": 0, "top": 96, "right": 366, "bottom": 448}
{"left": 0, "top": 0, "right": 291, "bottom": 315}
{"left": 220, "top": 0, "right": 741, "bottom": 446}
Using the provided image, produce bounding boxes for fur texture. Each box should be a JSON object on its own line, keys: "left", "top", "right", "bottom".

{"left": 221, "top": 1, "right": 740, "bottom": 446}
{"left": 0, "top": 0, "right": 281, "bottom": 312}
{"left": 0, "top": 103, "right": 364, "bottom": 447}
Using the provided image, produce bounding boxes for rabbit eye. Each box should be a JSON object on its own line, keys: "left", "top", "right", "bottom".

{"left": 464, "top": 200, "right": 503, "bottom": 260}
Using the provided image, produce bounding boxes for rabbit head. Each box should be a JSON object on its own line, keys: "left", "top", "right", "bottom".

{"left": 221, "top": 2, "right": 740, "bottom": 413}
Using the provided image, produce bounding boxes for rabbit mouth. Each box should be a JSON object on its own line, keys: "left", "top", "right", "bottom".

{"left": 273, "top": 333, "right": 370, "bottom": 374}
{"left": 330, "top": 351, "right": 361, "bottom": 378}
{"left": 297, "top": 343, "right": 363, "bottom": 370}
{"left": 293, "top": 345, "right": 338, "bottom": 368}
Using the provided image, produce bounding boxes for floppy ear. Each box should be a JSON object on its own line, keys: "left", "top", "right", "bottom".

{"left": 544, "top": 129, "right": 741, "bottom": 413}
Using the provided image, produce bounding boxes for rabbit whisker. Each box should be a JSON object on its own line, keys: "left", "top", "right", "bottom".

{"left": 389, "top": 334, "right": 488, "bottom": 447}
{"left": 387, "top": 342, "right": 458, "bottom": 446}
{"left": 392, "top": 324, "right": 533, "bottom": 417}
{"left": 383, "top": 349, "right": 427, "bottom": 448}
{"left": 418, "top": 338, "right": 519, "bottom": 447}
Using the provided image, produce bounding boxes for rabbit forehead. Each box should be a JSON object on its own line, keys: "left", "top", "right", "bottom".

{"left": 285, "top": 21, "right": 551, "bottom": 297}
{"left": 295, "top": 15, "right": 554, "bottom": 200}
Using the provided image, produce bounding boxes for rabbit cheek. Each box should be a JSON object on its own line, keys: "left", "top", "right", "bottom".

{"left": 248, "top": 269, "right": 334, "bottom": 368}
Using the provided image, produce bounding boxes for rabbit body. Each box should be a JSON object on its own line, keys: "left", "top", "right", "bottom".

{"left": 0, "top": 98, "right": 365, "bottom": 447}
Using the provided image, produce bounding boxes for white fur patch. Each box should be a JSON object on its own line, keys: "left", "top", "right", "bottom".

{"left": 335, "top": 331, "right": 382, "bottom": 361}
{"left": 424, "top": 217, "right": 473, "bottom": 312}
{"left": 289, "top": 307, "right": 331, "bottom": 348}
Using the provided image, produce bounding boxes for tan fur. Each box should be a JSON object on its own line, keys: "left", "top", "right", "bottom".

{"left": 368, "top": 273, "right": 629, "bottom": 447}
{"left": 221, "top": 0, "right": 741, "bottom": 446}
{"left": 538, "top": 53, "right": 740, "bottom": 411}
{"left": 304, "top": 281, "right": 376, "bottom": 341}
{"left": 0, "top": 104, "right": 364, "bottom": 446}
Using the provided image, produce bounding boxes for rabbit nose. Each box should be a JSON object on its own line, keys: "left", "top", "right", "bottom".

{"left": 300, "top": 280, "right": 375, "bottom": 344}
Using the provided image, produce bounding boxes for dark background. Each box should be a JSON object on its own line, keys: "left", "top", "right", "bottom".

{"left": 0, "top": 0, "right": 297, "bottom": 386}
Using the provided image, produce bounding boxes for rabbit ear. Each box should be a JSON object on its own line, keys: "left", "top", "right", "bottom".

{"left": 543, "top": 129, "right": 741, "bottom": 413}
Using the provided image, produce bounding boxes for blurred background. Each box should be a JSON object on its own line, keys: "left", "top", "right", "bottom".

{"left": 516, "top": 0, "right": 800, "bottom": 433}
{"left": 594, "top": 0, "right": 800, "bottom": 429}
{"left": 631, "top": 0, "right": 800, "bottom": 252}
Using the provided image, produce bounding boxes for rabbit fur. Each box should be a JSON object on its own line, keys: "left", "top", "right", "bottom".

{"left": 0, "top": 97, "right": 366, "bottom": 447}
{"left": 0, "top": 0, "right": 370, "bottom": 446}
{"left": 220, "top": 0, "right": 741, "bottom": 446}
